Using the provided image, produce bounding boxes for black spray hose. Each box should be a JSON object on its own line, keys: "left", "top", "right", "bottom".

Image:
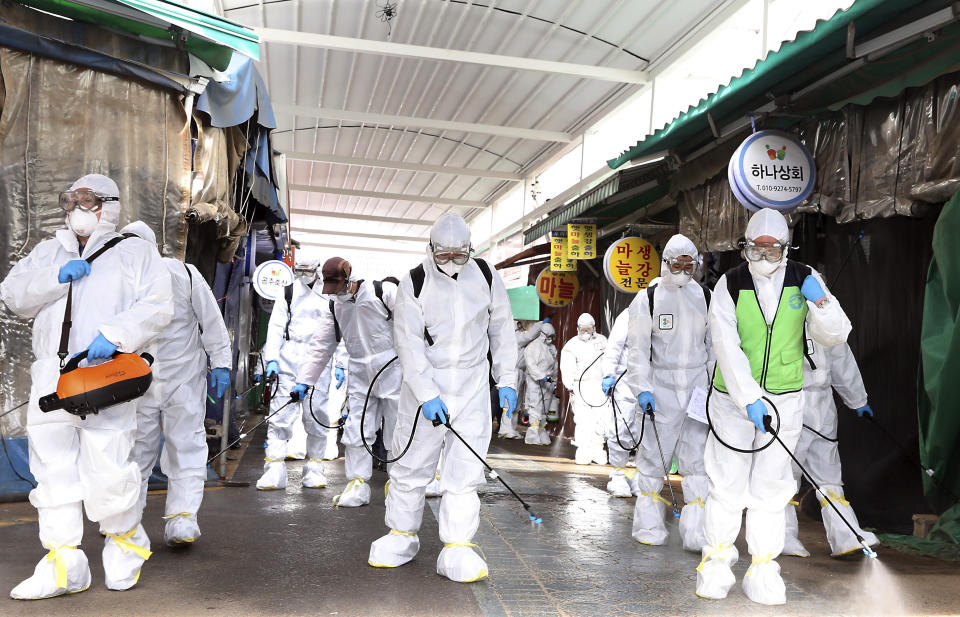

{"left": 0, "top": 401, "right": 28, "bottom": 420}
{"left": 576, "top": 354, "right": 610, "bottom": 408}
{"left": 863, "top": 415, "right": 959, "bottom": 502}
{"left": 307, "top": 385, "right": 346, "bottom": 430}
{"left": 830, "top": 230, "right": 865, "bottom": 289}
{"left": 207, "top": 394, "right": 298, "bottom": 465}
{"left": 704, "top": 386, "right": 779, "bottom": 453}
{"left": 607, "top": 368, "right": 643, "bottom": 452}
{"left": 645, "top": 404, "right": 681, "bottom": 517}
{"left": 433, "top": 415, "right": 543, "bottom": 524}
{"left": 358, "top": 356, "right": 425, "bottom": 464}
{"left": 803, "top": 424, "right": 838, "bottom": 442}
{"left": 761, "top": 401, "right": 878, "bottom": 559}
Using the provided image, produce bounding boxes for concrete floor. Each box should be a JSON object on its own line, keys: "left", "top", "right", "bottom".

{"left": 1, "top": 427, "right": 959, "bottom": 617}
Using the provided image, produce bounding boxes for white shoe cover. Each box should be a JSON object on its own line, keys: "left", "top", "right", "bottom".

{"left": 632, "top": 476, "right": 669, "bottom": 545}
{"left": 679, "top": 476, "right": 709, "bottom": 553}
{"left": 333, "top": 478, "right": 371, "bottom": 507}
{"left": 163, "top": 514, "right": 200, "bottom": 547}
{"left": 538, "top": 429, "right": 552, "bottom": 446}
{"left": 301, "top": 461, "right": 328, "bottom": 488}
{"left": 607, "top": 473, "right": 633, "bottom": 498}
{"left": 742, "top": 558, "right": 786, "bottom": 605}
{"left": 524, "top": 428, "right": 540, "bottom": 445}
{"left": 818, "top": 487, "right": 880, "bottom": 556}
{"left": 695, "top": 544, "right": 738, "bottom": 600}
{"left": 10, "top": 547, "right": 91, "bottom": 600}
{"left": 425, "top": 477, "right": 442, "bottom": 498}
{"left": 103, "top": 525, "right": 151, "bottom": 591}
{"left": 437, "top": 545, "right": 488, "bottom": 583}
{"left": 368, "top": 530, "right": 420, "bottom": 568}
{"left": 256, "top": 461, "right": 288, "bottom": 490}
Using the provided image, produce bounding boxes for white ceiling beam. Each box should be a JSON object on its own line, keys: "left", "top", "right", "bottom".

{"left": 254, "top": 27, "right": 649, "bottom": 84}
{"left": 289, "top": 208, "right": 434, "bottom": 227}
{"left": 281, "top": 150, "right": 522, "bottom": 181}
{"left": 290, "top": 227, "right": 429, "bottom": 243}
{"left": 274, "top": 104, "right": 572, "bottom": 143}
{"left": 288, "top": 184, "right": 487, "bottom": 208}
{"left": 297, "top": 241, "right": 425, "bottom": 256}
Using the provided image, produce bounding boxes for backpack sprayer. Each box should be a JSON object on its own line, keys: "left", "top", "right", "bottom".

{"left": 39, "top": 350, "right": 154, "bottom": 420}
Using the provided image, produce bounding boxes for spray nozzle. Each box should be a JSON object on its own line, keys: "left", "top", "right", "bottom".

{"left": 528, "top": 514, "right": 543, "bottom": 524}
{"left": 763, "top": 415, "right": 775, "bottom": 433}
{"left": 862, "top": 545, "right": 879, "bottom": 559}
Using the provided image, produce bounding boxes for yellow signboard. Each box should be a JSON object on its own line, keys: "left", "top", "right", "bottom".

{"left": 567, "top": 220, "right": 597, "bottom": 260}
{"left": 603, "top": 237, "right": 660, "bottom": 293}
{"left": 536, "top": 270, "right": 579, "bottom": 307}
{"left": 550, "top": 233, "right": 576, "bottom": 272}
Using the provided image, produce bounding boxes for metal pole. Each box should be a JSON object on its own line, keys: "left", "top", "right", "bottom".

{"left": 218, "top": 384, "right": 232, "bottom": 478}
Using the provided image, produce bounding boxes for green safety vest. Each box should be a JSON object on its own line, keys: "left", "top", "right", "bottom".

{"left": 713, "top": 260, "right": 811, "bottom": 395}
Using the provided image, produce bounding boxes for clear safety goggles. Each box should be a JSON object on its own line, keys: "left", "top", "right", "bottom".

{"left": 743, "top": 240, "right": 786, "bottom": 263}
{"left": 293, "top": 266, "right": 317, "bottom": 278}
{"left": 577, "top": 326, "right": 594, "bottom": 336}
{"left": 664, "top": 256, "right": 696, "bottom": 275}
{"left": 431, "top": 242, "right": 471, "bottom": 265}
{"left": 58, "top": 190, "right": 117, "bottom": 213}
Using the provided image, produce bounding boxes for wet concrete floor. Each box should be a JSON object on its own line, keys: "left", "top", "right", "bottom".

{"left": 1, "top": 426, "right": 959, "bottom": 617}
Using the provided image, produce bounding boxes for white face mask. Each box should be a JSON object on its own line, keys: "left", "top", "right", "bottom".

{"left": 747, "top": 256, "right": 786, "bottom": 279}
{"left": 578, "top": 331, "right": 593, "bottom": 341}
{"left": 662, "top": 269, "right": 692, "bottom": 288}
{"left": 67, "top": 209, "right": 99, "bottom": 237}
{"left": 299, "top": 274, "right": 316, "bottom": 287}
{"left": 438, "top": 261, "right": 464, "bottom": 277}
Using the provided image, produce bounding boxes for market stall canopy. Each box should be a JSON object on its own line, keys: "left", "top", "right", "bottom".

{"left": 11, "top": 0, "right": 259, "bottom": 70}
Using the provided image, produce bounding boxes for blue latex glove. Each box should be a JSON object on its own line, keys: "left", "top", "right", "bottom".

{"left": 540, "top": 376, "right": 550, "bottom": 383}
{"left": 801, "top": 275, "right": 826, "bottom": 303}
{"left": 601, "top": 375, "right": 617, "bottom": 396}
{"left": 209, "top": 368, "right": 231, "bottom": 399}
{"left": 637, "top": 391, "right": 655, "bottom": 414}
{"left": 422, "top": 397, "right": 449, "bottom": 424}
{"left": 335, "top": 367, "right": 346, "bottom": 389}
{"left": 86, "top": 333, "right": 117, "bottom": 360}
{"left": 855, "top": 403, "right": 874, "bottom": 418}
{"left": 253, "top": 373, "right": 263, "bottom": 384}
{"left": 58, "top": 260, "right": 90, "bottom": 284}
{"left": 291, "top": 383, "right": 310, "bottom": 401}
{"left": 747, "top": 399, "right": 768, "bottom": 432}
{"left": 542, "top": 317, "right": 551, "bottom": 324}
{"left": 499, "top": 387, "right": 518, "bottom": 417}
{"left": 265, "top": 360, "right": 279, "bottom": 378}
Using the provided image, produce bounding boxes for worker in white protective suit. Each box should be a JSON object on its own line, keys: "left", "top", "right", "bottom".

{"left": 293, "top": 257, "right": 400, "bottom": 508}
{"left": 1, "top": 174, "right": 173, "bottom": 598}
{"left": 560, "top": 313, "right": 609, "bottom": 465}
{"left": 257, "top": 256, "right": 331, "bottom": 490}
{"left": 499, "top": 321, "right": 541, "bottom": 438}
{"left": 622, "top": 235, "right": 713, "bottom": 550}
{"left": 600, "top": 308, "right": 639, "bottom": 497}
{"left": 698, "top": 209, "right": 851, "bottom": 606}
{"left": 368, "top": 213, "right": 518, "bottom": 583}
{"left": 120, "top": 222, "right": 232, "bottom": 547}
{"left": 287, "top": 347, "right": 343, "bottom": 461}
{"left": 524, "top": 323, "right": 557, "bottom": 446}
{"left": 783, "top": 341, "right": 879, "bottom": 557}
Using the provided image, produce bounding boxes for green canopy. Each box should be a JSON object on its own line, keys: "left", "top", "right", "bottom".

{"left": 12, "top": 0, "right": 258, "bottom": 70}
{"left": 607, "top": 0, "right": 960, "bottom": 169}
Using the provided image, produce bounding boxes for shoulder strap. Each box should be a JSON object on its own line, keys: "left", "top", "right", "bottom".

{"left": 700, "top": 283, "right": 712, "bottom": 309}
{"left": 373, "top": 280, "right": 392, "bottom": 321}
{"left": 58, "top": 236, "right": 128, "bottom": 367}
{"left": 647, "top": 283, "right": 657, "bottom": 318}
{"left": 475, "top": 258, "right": 494, "bottom": 290}
{"left": 329, "top": 298, "right": 342, "bottom": 343}
{"left": 182, "top": 262, "right": 204, "bottom": 336}
{"left": 786, "top": 259, "right": 812, "bottom": 287}
{"left": 283, "top": 284, "right": 294, "bottom": 341}
{"left": 410, "top": 264, "right": 426, "bottom": 299}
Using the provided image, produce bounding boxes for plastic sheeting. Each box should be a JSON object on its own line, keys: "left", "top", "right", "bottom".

{"left": 0, "top": 48, "right": 189, "bottom": 438}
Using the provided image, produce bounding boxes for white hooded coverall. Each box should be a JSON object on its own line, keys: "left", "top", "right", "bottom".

{"left": 698, "top": 208, "right": 851, "bottom": 606}
{"left": 0, "top": 176, "right": 173, "bottom": 597}
{"left": 560, "top": 316, "right": 610, "bottom": 465}
{"left": 258, "top": 279, "right": 332, "bottom": 489}
{"left": 627, "top": 235, "right": 712, "bottom": 551}
{"left": 783, "top": 341, "right": 878, "bottom": 557}
{"left": 500, "top": 323, "right": 541, "bottom": 439}
{"left": 297, "top": 279, "right": 400, "bottom": 507}
{"left": 368, "top": 231, "right": 517, "bottom": 583}
{"left": 523, "top": 325, "right": 556, "bottom": 445}
{"left": 122, "top": 222, "right": 232, "bottom": 547}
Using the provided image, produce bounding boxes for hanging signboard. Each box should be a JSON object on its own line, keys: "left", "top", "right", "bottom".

{"left": 535, "top": 270, "right": 579, "bottom": 307}
{"left": 253, "top": 259, "right": 294, "bottom": 300}
{"left": 567, "top": 219, "right": 597, "bottom": 260}
{"left": 550, "top": 231, "right": 576, "bottom": 272}
{"left": 728, "top": 129, "right": 815, "bottom": 212}
{"left": 603, "top": 237, "right": 660, "bottom": 293}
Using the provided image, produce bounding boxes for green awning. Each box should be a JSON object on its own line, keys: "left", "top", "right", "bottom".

{"left": 12, "top": 0, "right": 258, "bottom": 70}
{"left": 607, "top": 0, "right": 958, "bottom": 169}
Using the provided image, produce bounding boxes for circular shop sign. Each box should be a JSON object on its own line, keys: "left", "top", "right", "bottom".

{"left": 604, "top": 237, "right": 660, "bottom": 293}
{"left": 253, "top": 259, "right": 294, "bottom": 300}
{"left": 731, "top": 130, "right": 815, "bottom": 211}
{"left": 535, "top": 270, "right": 579, "bottom": 307}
